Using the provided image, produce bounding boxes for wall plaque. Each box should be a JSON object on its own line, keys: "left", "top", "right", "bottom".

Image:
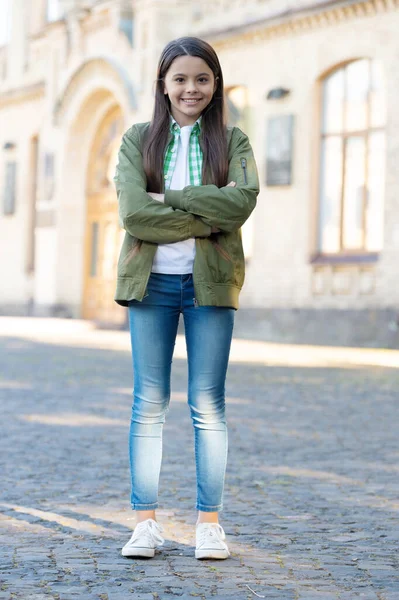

{"left": 3, "top": 161, "right": 17, "bottom": 215}
{"left": 266, "top": 114, "right": 294, "bottom": 186}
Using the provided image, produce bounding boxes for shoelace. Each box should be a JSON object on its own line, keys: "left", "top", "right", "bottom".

{"left": 196, "top": 523, "right": 225, "bottom": 547}
{"left": 130, "top": 519, "right": 165, "bottom": 546}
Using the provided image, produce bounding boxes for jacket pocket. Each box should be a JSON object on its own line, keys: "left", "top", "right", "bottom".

{"left": 118, "top": 233, "right": 142, "bottom": 275}
{"left": 124, "top": 236, "right": 142, "bottom": 265}
{"left": 214, "top": 231, "right": 245, "bottom": 288}
{"left": 210, "top": 237, "right": 233, "bottom": 263}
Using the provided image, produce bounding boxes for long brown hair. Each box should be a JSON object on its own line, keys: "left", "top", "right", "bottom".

{"left": 143, "top": 37, "right": 228, "bottom": 192}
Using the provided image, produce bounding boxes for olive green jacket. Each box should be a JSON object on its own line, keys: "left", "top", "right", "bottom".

{"left": 114, "top": 122, "right": 259, "bottom": 309}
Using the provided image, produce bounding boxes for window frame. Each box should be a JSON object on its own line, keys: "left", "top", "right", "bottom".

{"left": 0, "top": 0, "right": 12, "bottom": 47}
{"left": 46, "top": 0, "right": 64, "bottom": 23}
{"left": 313, "top": 58, "right": 386, "bottom": 263}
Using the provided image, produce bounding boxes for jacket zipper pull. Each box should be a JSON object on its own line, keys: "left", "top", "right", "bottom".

{"left": 241, "top": 158, "right": 248, "bottom": 184}
{"left": 193, "top": 298, "right": 198, "bottom": 308}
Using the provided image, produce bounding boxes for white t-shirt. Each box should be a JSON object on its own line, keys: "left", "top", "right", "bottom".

{"left": 151, "top": 125, "right": 196, "bottom": 274}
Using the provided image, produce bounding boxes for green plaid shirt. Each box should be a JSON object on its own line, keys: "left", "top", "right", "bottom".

{"left": 163, "top": 118, "right": 202, "bottom": 190}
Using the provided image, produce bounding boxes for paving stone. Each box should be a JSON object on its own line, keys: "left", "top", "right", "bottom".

{"left": 339, "top": 593, "right": 379, "bottom": 600}
{"left": 1, "top": 318, "right": 399, "bottom": 599}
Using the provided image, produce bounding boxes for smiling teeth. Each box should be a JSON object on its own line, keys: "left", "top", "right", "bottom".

{"left": 182, "top": 99, "right": 200, "bottom": 103}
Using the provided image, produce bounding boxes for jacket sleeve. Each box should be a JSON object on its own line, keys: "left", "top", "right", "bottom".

{"left": 163, "top": 128, "right": 259, "bottom": 232}
{"left": 114, "top": 126, "right": 212, "bottom": 244}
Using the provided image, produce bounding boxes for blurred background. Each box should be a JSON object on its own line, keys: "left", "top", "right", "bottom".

{"left": 1, "top": 0, "right": 399, "bottom": 346}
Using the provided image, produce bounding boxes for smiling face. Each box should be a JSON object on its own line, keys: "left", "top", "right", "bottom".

{"left": 163, "top": 55, "right": 217, "bottom": 127}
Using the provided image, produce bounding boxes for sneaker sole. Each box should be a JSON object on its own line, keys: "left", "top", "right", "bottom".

{"left": 121, "top": 547, "right": 156, "bottom": 558}
{"left": 195, "top": 548, "right": 230, "bottom": 560}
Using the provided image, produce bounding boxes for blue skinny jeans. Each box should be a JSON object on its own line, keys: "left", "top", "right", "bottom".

{"left": 128, "top": 273, "right": 234, "bottom": 512}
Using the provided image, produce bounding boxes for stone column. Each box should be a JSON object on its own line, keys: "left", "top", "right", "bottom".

{"left": 6, "top": 0, "right": 26, "bottom": 82}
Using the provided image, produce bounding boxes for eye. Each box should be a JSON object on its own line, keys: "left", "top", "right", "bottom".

{"left": 198, "top": 78, "right": 209, "bottom": 83}
{"left": 175, "top": 78, "right": 184, "bottom": 83}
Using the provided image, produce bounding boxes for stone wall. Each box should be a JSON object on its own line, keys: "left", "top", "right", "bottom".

{"left": 209, "top": 3, "right": 399, "bottom": 309}
{"left": 1, "top": 0, "right": 399, "bottom": 321}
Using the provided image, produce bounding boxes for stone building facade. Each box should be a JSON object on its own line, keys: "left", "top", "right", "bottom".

{"left": 1, "top": 0, "right": 399, "bottom": 332}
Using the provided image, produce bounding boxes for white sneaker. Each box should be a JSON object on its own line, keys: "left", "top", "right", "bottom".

{"left": 195, "top": 523, "right": 230, "bottom": 560}
{"left": 121, "top": 518, "right": 165, "bottom": 558}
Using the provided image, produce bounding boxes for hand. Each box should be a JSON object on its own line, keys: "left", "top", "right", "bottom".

{"left": 148, "top": 192, "right": 165, "bottom": 202}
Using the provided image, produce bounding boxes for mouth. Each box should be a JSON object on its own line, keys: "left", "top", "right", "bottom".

{"left": 181, "top": 98, "right": 202, "bottom": 105}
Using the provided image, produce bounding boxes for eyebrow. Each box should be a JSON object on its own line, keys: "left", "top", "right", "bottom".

{"left": 172, "top": 72, "right": 211, "bottom": 77}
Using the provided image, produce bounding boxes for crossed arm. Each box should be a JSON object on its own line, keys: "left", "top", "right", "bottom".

{"left": 114, "top": 125, "right": 259, "bottom": 244}
{"left": 148, "top": 181, "right": 237, "bottom": 234}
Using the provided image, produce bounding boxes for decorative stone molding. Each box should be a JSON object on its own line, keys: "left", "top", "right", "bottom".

{"left": 359, "top": 268, "right": 376, "bottom": 295}
{"left": 331, "top": 267, "right": 356, "bottom": 296}
{"left": 0, "top": 82, "right": 45, "bottom": 109}
{"left": 53, "top": 56, "right": 137, "bottom": 125}
{"left": 203, "top": 0, "right": 399, "bottom": 49}
{"left": 80, "top": 7, "right": 112, "bottom": 34}
{"left": 311, "top": 264, "right": 377, "bottom": 297}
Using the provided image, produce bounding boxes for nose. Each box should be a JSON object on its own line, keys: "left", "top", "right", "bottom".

{"left": 185, "top": 79, "right": 198, "bottom": 93}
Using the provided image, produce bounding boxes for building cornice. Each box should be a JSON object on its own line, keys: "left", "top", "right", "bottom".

{"left": 0, "top": 81, "right": 45, "bottom": 109}
{"left": 203, "top": 0, "right": 399, "bottom": 49}
{"left": 30, "top": 18, "right": 67, "bottom": 41}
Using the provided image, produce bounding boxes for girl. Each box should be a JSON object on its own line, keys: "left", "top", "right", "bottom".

{"left": 114, "top": 37, "right": 259, "bottom": 560}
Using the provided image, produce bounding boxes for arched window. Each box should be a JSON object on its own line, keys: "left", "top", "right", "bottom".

{"left": 0, "top": 0, "right": 12, "bottom": 46}
{"left": 226, "top": 85, "right": 249, "bottom": 130}
{"left": 47, "top": 0, "right": 64, "bottom": 22}
{"left": 318, "top": 59, "right": 386, "bottom": 255}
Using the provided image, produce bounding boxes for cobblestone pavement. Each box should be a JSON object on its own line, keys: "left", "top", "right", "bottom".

{"left": 1, "top": 317, "right": 398, "bottom": 600}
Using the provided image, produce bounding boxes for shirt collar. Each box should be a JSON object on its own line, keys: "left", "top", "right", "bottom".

{"left": 170, "top": 116, "right": 201, "bottom": 135}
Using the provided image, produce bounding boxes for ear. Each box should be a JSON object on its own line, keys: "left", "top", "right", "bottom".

{"left": 213, "top": 76, "right": 219, "bottom": 93}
